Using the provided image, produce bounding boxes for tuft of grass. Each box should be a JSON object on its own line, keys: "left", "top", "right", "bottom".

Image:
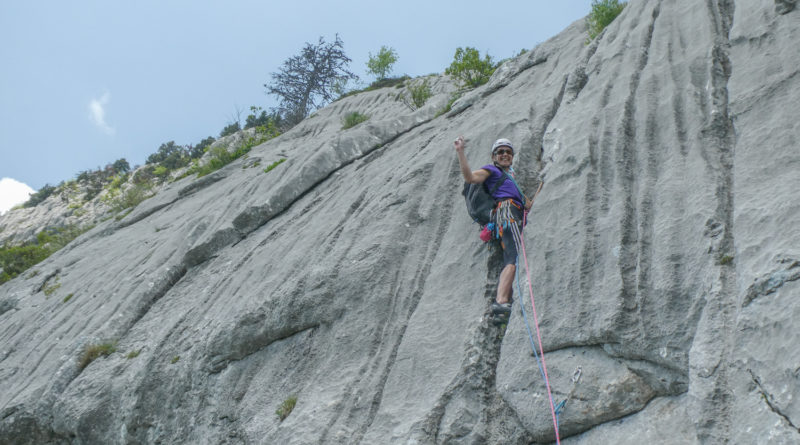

{"left": 263, "top": 158, "right": 287, "bottom": 173}
{"left": 276, "top": 395, "right": 298, "bottom": 422}
{"left": 126, "top": 349, "right": 141, "bottom": 359}
{"left": 341, "top": 112, "right": 369, "bottom": 130}
{"left": 43, "top": 282, "right": 61, "bottom": 297}
{"left": 79, "top": 342, "right": 117, "bottom": 370}
{"left": 718, "top": 255, "right": 734, "bottom": 265}
{"left": 62, "top": 293, "right": 74, "bottom": 303}
{"left": 171, "top": 355, "right": 180, "bottom": 364}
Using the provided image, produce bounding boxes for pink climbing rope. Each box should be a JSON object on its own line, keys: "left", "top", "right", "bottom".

{"left": 519, "top": 210, "right": 561, "bottom": 444}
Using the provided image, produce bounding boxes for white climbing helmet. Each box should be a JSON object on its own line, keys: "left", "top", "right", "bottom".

{"left": 491, "top": 138, "right": 514, "bottom": 155}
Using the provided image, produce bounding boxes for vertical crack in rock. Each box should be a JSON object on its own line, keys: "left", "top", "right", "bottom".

{"left": 413, "top": 256, "right": 532, "bottom": 445}
{"left": 748, "top": 369, "right": 800, "bottom": 434}
{"left": 633, "top": 76, "right": 663, "bottom": 343}
{"left": 665, "top": 25, "right": 692, "bottom": 159}
{"left": 616, "top": 3, "right": 660, "bottom": 318}
{"left": 579, "top": 117, "right": 601, "bottom": 303}
{"left": 566, "top": 37, "right": 601, "bottom": 103}
{"left": 597, "top": 79, "right": 619, "bottom": 214}
{"left": 690, "top": 0, "right": 738, "bottom": 443}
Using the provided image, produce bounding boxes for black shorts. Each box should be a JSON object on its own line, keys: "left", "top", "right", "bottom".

{"left": 499, "top": 205, "right": 524, "bottom": 267}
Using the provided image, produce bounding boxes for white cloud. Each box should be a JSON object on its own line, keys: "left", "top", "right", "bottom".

{"left": 89, "top": 91, "right": 115, "bottom": 135}
{"left": 0, "top": 177, "right": 36, "bottom": 215}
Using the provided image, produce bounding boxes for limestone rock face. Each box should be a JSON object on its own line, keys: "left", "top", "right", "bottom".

{"left": 1, "top": 1, "right": 799, "bottom": 444}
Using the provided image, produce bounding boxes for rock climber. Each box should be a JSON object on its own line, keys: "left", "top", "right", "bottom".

{"left": 454, "top": 136, "right": 542, "bottom": 319}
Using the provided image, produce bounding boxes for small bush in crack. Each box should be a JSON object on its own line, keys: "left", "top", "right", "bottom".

{"left": 718, "top": 255, "right": 734, "bottom": 265}
{"left": 79, "top": 342, "right": 117, "bottom": 370}
{"left": 276, "top": 395, "right": 298, "bottom": 421}
{"left": 171, "top": 355, "right": 180, "bottom": 364}
{"left": 126, "top": 349, "right": 141, "bottom": 359}
{"left": 43, "top": 281, "right": 61, "bottom": 296}
{"left": 263, "top": 158, "right": 287, "bottom": 173}
{"left": 341, "top": 111, "right": 369, "bottom": 129}
{"left": 399, "top": 78, "right": 433, "bottom": 111}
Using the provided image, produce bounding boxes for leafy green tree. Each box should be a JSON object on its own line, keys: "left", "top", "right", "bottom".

{"left": 266, "top": 34, "right": 359, "bottom": 126}
{"left": 219, "top": 122, "right": 241, "bottom": 137}
{"left": 146, "top": 141, "right": 190, "bottom": 169}
{"left": 190, "top": 136, "right": 216, "bottom": 158}
{"left": 586, "top": 0, "right": 626, "bottom": 40}
{"left": 244, "top": 106, "right": 284, "bottom": 131}
{"left": 366, "top": 46, "right": 398, "bottom": 81}
{"left": 132, "top": 166, "right": 157, "bottom": 185}
{"left": 23, "top": 184, "right": 56, "bottom": 208}
{"left": 445, "top": 47, "right": 496, "bottom": 88}
{"left": 112, "top": 158, "right": 131, "bottom": 174}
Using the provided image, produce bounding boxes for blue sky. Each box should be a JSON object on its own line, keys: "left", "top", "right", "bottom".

{"left": 0, "top": 0, "right": 593, "bottom": 205}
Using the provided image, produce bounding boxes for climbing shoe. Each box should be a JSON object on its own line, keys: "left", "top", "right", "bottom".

{"left": 491, "top": 302, "right": 512, "bottom": 315}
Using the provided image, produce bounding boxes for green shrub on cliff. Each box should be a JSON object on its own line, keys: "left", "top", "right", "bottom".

{"left": 190, "top": 124, "right": 279, "bottom": 178}
{"left": 341, "top": 111, "right": 369, "bottom": 129}
{"left": 0, "top": 225, "right": 91, "bottom": 284}
{"left": 22, "top": 184, "right": 56, "bottom": 208}
{"left": 586, "top": 0, "right": 627, "bottom": 40}
{"left": 401, "top": 78, "right": 433, "bottom": 110}
{"left": 276, "top": 395, "right": 297, "bottom": 421}
{"left": 445, "top": 47, "right": 496, "bottom": 88}
{"left": 78, "top": 342, "right": 117, "bottom": 370}
{"left": 109, "top": 183, "right": 154, "bottom": 213}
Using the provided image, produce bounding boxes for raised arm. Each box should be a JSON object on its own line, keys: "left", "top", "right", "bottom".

{"left": 454, "top": 136, "right": 489, "bottom": 184}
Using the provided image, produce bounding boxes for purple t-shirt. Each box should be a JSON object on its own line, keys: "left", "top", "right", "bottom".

{"left": 481, "top": 164, "right": 524, "bottom": 206}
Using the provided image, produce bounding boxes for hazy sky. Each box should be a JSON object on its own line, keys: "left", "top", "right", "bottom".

{"left": 0, "top": 0, "right": 593, "bottom": 205}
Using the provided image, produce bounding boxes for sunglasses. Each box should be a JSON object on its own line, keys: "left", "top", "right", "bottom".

{"left": 494, "top": 149, "right": 513, "bottom": 156}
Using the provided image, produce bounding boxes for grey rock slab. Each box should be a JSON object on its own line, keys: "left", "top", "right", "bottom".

{"left": 562, "top": 395, "right": 700, "bottom": 444}
{"left": 497, "top": 345, "right": 686, "bottom": 442}
{"left": 2, "top": 0, "right": 800, "bottom": 443}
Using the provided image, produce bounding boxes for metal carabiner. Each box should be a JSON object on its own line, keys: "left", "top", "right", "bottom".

{"left": 572, "top": 366, "right": 582, "bottom": 384}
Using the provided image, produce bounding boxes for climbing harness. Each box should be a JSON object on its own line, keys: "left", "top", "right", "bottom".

{"left": 492, "top": 199, "right": 523, "bottom": 241}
